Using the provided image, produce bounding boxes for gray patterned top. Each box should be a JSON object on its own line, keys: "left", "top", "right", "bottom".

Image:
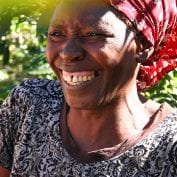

{"left": 0, "top": 79, "right": 177, "bottom": 177}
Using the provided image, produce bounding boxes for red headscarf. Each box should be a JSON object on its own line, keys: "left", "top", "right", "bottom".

{"left": 108, "top": 0, "right": 177, "bottom": 90}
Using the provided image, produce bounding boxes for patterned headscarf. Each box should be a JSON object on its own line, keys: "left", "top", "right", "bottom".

{"left": 108, "top": 0, "right": 177, "bottom": 90}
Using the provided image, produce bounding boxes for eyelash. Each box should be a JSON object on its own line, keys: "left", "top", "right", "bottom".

{"left": 48, "top": 31, "right": 66, "bottom": 42}
{"left": 85, "top": 32, "right": 106, "bottom": 38}
{"left": 49, "top": 31, "right": 65, "bottom": 37}
{"left": 48, "top": 31, "right": 112, "bottom": 42}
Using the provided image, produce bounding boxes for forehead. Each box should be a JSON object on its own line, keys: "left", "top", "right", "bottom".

{"left": 50, "top": 0, "right": 117, "bottom": 28}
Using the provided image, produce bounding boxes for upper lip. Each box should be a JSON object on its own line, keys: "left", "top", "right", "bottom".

{"left": 58, "top": 65, "right": 101, "bottom": 73}
{"left": 56, "top": 59, "right": 102, "bottom": 73}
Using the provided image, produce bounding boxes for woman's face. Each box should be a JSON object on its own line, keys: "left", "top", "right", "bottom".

{"left": 46, "top": 0, "right": 139, "bottom": 109}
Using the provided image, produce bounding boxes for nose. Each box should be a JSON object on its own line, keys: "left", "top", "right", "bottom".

{"left": 59, "top": 39, "right": 85, "bottom": 61}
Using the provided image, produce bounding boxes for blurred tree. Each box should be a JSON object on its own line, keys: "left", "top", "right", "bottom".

{"left": 0, "top": 0, "right": 59, "bottom": 103}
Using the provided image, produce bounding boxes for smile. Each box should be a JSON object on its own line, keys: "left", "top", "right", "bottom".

{"left": 62, "top": 71, "right": 96, "bottom": 86}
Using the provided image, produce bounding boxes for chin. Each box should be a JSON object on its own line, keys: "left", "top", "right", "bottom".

{"left": 65, "top": 97, "right": 95, "bottom": 110}
{"left": 65, "top": 93, "right": 114, "bottom": 110}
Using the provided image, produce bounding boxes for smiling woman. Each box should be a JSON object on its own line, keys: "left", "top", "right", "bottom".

{"left": 0, "top": 0, "right": 177, "bottom": 176}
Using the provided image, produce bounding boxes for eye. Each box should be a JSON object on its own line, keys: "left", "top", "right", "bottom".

{"left": 85, "top": 32, "right": 105, "bottom": 38}
{"left": 83, "top": 32, "right": 114, "bottom": 42}
{"left": 48, "top": 31, "right": 66, "bottom": 42}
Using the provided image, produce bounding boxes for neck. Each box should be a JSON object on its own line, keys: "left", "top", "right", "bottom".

{"left": 67, "top": 87, "right": 152, "bottom": 152}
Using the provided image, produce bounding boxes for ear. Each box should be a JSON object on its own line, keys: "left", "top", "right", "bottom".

{"left": 135, "top": 46, "right": 154, "bottom": 63}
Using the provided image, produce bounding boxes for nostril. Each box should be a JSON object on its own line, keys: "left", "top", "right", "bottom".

{"left": 59, "top": 50, "right": 85, "bottom": 61}
{"left": 74, "top": 54, "right": 83, "bottom": 61}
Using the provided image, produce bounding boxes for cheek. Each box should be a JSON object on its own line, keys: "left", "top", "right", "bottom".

{"left": 107, "top": 37, "right": 124, "bottom": 49}
{"left": 46, "top": 43, "right": 58, "bottom": 65}
{"left": 83, "top": 42, "right": 121, "bottom": 69}
{"left": 99, "top": 45, "right": 122, "bottom": 67}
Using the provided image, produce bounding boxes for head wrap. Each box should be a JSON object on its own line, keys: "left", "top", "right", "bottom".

{"left": 108, "top": 0, "right": 177, "bottom": 90}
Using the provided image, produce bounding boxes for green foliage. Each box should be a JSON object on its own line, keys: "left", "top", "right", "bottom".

{"left": 0, "top": 14, "right": 56, "bottom": 104}
{"left": 144, "top": 70, "right": 177, "bottom": 108}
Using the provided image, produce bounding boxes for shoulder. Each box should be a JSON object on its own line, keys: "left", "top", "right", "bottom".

{"left": 14, "top": 78, "right": 63, "bottom": 98}
{"left": 162, "top": 111, "right": 177, "bottom": 175}
{"left": 9, "top": 78, "right": 63, "bottom": 104}
{"left": 165, "top": 110, "right": 177, "bottom": 147}
{"left": 152, "top": 109, "right": 177, "bottom": 142}
{"left": 153, "top": 110, "right": 177, "bottom": 156}
{"left": 163, "top": 110, "right": 177, "bottom": 133}
{"left": 0, "top": 78, "right": 64, "bottom": 149}
{"left": 0, "top": 78, "right": 64, "bottom": 124}
{"left": 138, "top": 109, "right": 177, "bottom": 155}
{"left": 0, "top": 79, "right": 65, "bottom": 172}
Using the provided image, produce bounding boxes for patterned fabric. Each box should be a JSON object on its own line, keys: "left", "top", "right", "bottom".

{"left": 0, "top": 79, "right": 177, "bottom": 177}
{"left": 108, "top": 0, "right": 177, "bottom": 90}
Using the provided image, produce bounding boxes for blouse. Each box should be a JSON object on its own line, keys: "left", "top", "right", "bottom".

{"left": 0, "top": 79, "right": 177, "bottom": 177}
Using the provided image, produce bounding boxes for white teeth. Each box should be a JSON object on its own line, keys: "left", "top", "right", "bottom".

{"left": 63, "top": 75, "right": 71, "bottom": 82}
{"left": 72, "top": 76, "right": 78, "bottom": 83}
{"left": 78, "top": 76, "right": 83, "bottom": 82}
{"left": 88, "top": 76, "right": 92, "bottom": 80}
{"left": 63, "top": 74, "right": 95, "bottom": 86}
{"left": 83, "top": 76, "right": 87, "bottom": 82}
{"left": 67, "top": 76, "right": 72, "bottom": 82}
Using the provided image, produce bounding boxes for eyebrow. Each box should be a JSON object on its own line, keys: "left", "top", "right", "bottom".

{"left": 49, "top": 25, "right": 113, "bottom": 37}
{"left": 50, "top": 23, "right": 65, "bottom": 28}
{"left": 49, "top": 17, "right": 114, "bottom": 35}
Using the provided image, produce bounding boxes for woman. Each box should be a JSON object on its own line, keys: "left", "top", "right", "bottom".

{"left": 0, "top": 0, "right": 177, "bottom": 176}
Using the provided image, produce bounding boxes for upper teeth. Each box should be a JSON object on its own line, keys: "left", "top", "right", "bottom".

{"left": 63, "top": 74, "right": 95, "bottom": 85}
